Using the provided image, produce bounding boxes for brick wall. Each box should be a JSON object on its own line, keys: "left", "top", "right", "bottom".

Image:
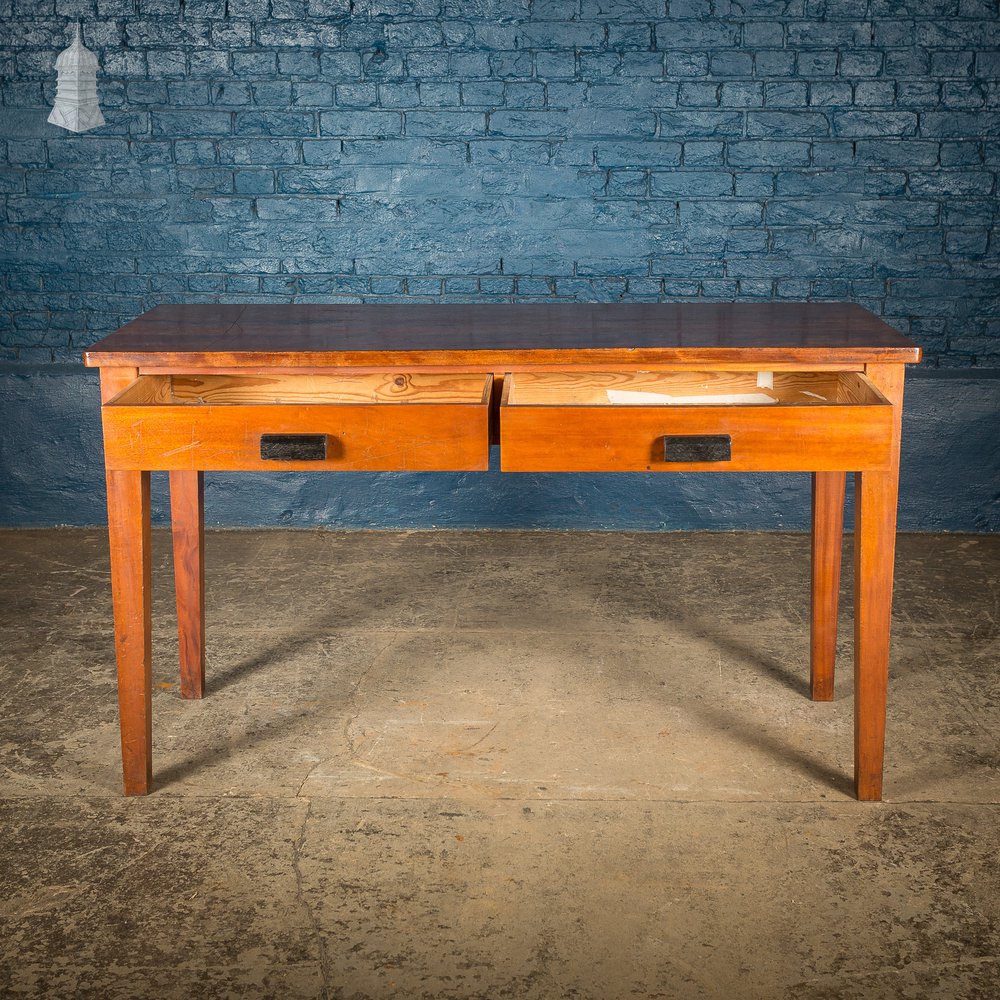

{"left": 1, "top": 0, "right": 998, "bottom": 367}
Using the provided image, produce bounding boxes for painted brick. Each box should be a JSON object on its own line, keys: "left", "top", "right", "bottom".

{"left": 189, "top": 51, "right": 229, "bottom": 77}
{"left": 909, "top": 171, "right": 995, "bottom": 197}
{"left": 659, "top": 110, "right": 742, "bottom": 137}
{"left": 408, "top": 110, "right": 487, "bottom": 136}
{"left": 656, "top": 21, "right": 741, "bottom": 49}
{"left": 596, "top": 141, "right": 682, "bottom": 167}
{"left": 922, "top": 110, "right": 996, "bottom": 140}
{"left": 461, "top": 82, "right": 505, "bottom": 107}
{"left": 421, "top": 82, "right": 462, "bottom": 107}
{"left": 808, "top": 81, "right": 852, "bottom": 106}
{"left": 679, "top": 82, "right": 721, "bottom": 107}
{"left": 0, "top": 0, "right": 992, "bottom": 388}
{"left": 665, "top": 52, "right": 709, "bottom": 77}
{"left": 754, "top": 51, "right": 796, "bottom": 76}
{"left": 212, "top": 20, "right": 253, "bottom": 47}
{"left": 535, "top": 51, "right": 577, "bottom": 79}
{"left": 854, "top": 81, "right": 896, "bottom": 106}
{"left": 728, "top": 140, "right": 811, "bottom": 167}
{"left": 747, "top": 111, "right": 830, "bottom": 137}
{"left": 941, "top": 81, "right": 988, "bottom": 108}
{"left": 682, "top": 140, "right": 725, "bottom": 165}
{"left": 608, "top": 23, "right": 653, "bottom": 49}
{"left": 232, "top": 52, "right": 277, "bottom": 78}
{"left": 590, "top": 82, "right": 677, "bottom": 109}
{"left": 709, "top": 52, "right": 754, "bottom": 77}
{"left": 833, "top": 111, "right": 919, "bottom": 137}
{"left": 743, "top": 22, "right": 784, "bottom": 47}
{"left": 234, "top": 111, "right": 316, "bottom": 137}
{"left": 940, "top": 141, "right": 983, "bottom": 167}
{"left": 335, "top": 83, "right": 380, "bottom": 108}
{"left": 840, "top": 50, "right": 885, "bottom": 77}
{"left": 720, "top": 82, "right": 764, "bottom": 107}
{"left": 796, "top": 51, "right": 839, "bottom": 77}
{"left": 651, "top": 170, "right": 734, "bottom": 197}
{"left": 321, "top": 111, "right": 403, "bottom": 137}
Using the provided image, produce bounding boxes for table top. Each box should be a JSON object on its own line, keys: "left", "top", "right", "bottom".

{"left": 84, "top": 302, "right": 922, "bottom": 369}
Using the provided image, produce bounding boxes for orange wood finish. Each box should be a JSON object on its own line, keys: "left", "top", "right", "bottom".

{"left": 106, "top": 468, "right": 153, "bottom": 796}
{"left": 90, "top": 304, "right": 920, "bottom": 801}
{"left": 84, "top": 302, "right": 922, "bottom": 371}
{"left": 170, "top": 471, "right": 206, "bottom": 700}
{"left": 501, "top": 370, "right": 886, "bottom": 405}
{"left": 99, "top": 366, "right": 139, "bottom": 405}
{"left": 108, "top": 371, "right": 494, "bottom": 405}
{"left": 853, "top": 363, "right": 906, "bottom": 801}
{"left": 810, "top": 472, "right": 847, "bottom": 701}
{"left": 500, "top": 372, "right": 893, "bottom": 473}
{"left": 102, "top": 394, "right": 492, "bottom": 472}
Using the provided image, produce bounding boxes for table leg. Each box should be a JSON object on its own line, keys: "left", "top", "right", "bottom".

{"left": 810, "top": 471, "right": 846, "bottom": 701}
{"left": 170, "top": 471, "right": 206, "bottom": 700}
{"left": 853, "top": 468, "right": 899, "bottom": 802}
{"left": 106, "top": 469, "right": 153, "bottom": 796}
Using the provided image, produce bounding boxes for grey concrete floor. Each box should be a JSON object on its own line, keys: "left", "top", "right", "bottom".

{"left": 1, "top": 528, "right": 998, "bottom": 1000}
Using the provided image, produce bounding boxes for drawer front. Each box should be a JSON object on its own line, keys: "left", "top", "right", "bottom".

{"left": 500, "top": 372, "right": 894, "bottom": 473}
{"left": 102, "top": 373, "right": 492, "bottom": 472}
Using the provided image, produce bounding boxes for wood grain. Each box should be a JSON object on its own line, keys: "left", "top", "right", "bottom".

{"left": 103, "top": 398, "right": 492, "bottom": 472}
{"left": 84, "top": 302, "right": 922, "bottom": 369}
{"left": 810, "top": 471, "right": 847, "bottom": 702}
{"left": 100, "top": 366, "right": 139, "bottom": 404}
{"left": 92, "top": 308, "right": 918, "bottom": 801}
{"left": 505, "top": 370, "right": 887, "bottom": 406}
{"left": 853, "top": 363, "right": 906, "bottom": 802}
{"left": 106, "top": 468, "right": 152, "bottom": 796}
{"left": 111, "top": 371, "right": 493, "bottom": 406}
{"left": 500, "top": 376, "right": 894, "bottom": 473}
{"left": 170, "top": 470, "right": 206, "bottom": 700}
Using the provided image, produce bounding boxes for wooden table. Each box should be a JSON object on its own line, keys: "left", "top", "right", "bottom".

{"left": 85, "top": 302, "right": 921, "bottom": 800}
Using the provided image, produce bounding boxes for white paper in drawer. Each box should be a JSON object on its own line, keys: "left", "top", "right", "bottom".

{"left": 605, "top": 389, "right": 779, "bottom": 406}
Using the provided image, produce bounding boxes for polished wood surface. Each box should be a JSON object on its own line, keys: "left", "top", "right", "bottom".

{"left": 500, "top": 373, "right": 893, "bottom": 473}
{"left": 170, "top": 471, "right": 206, "bottom": 701}
{"left": 810, "top": 471, "right": 847, "bottom": 702}
{"left": 106, "top": 468, "right": 152, "bottom": 796}
{"left": 99, "top": 366, "right": 139, "bottom": 405}
{"left": 84, "top": 303, "right": 921, "bottom": 369}
{"left": 92, "top": 305, "right": 919, "bottom": 801}
{"left": 103, "top": 377, "right": 492, "bottom": 473}
{"left": 853, "top": 363, "right": 905, "bottom": 801}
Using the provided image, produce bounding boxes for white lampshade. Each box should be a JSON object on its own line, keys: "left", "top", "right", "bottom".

{"left": 48, "top": 22, "right": 105, "bottom": 134}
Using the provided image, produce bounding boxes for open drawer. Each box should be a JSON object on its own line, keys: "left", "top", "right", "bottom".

{"left": 500, "top": 371, "right": 893, "bottom": 472}
{"left": 102, "top": 372, "right": 493, "bottom": 471}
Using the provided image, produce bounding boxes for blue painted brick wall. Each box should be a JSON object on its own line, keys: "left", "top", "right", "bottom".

{"left": 1, "top": 0, "right": 998, "bottom": 367}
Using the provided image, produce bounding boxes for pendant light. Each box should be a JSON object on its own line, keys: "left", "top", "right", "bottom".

{"left": 48, "top": 22, "right": 105, "bottom": 134}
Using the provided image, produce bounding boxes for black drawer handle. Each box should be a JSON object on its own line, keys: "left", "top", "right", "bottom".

{"left": 663, "top": 434, "right": 731, "bottom": 463}
{"left": 260, "top": 434, "right": 328, "bottom": 461}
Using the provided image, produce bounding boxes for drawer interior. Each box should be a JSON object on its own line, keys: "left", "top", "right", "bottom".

{"left": 504, "top": 371, "right": 887, "bottom": 407}
{"left": 109, "top": 372, "right": 493, "bottom": 406}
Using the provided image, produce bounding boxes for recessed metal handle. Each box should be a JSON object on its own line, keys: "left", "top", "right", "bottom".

{"left": 260, "top": 434, "right": 327, "bottom": 461}
{"left": 663, "top": 434, "right": 731, "bottom": 463}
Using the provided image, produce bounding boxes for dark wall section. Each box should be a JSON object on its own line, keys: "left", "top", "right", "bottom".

{"left": 1, "top": 1, "right": 998, "bottom": 367}
{"left": 1, "top": 1, "right": 997, "bottom": 528}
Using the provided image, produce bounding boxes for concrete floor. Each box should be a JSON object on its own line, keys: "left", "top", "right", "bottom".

{"left": 1, "top": 528, "right": 998, "bottom": 999}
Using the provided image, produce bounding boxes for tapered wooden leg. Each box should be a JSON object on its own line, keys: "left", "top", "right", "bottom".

{"left": 810, "top": 471, "right": 846, "bottom": 701}
{"left": 106, "top": 469, "right": 153, "bottom": 796}
{"left": 853, "top": 469, "right": 899, "bottom": 802}
{"left": 170, "top": 471, "right": 206, "bottom": 700}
